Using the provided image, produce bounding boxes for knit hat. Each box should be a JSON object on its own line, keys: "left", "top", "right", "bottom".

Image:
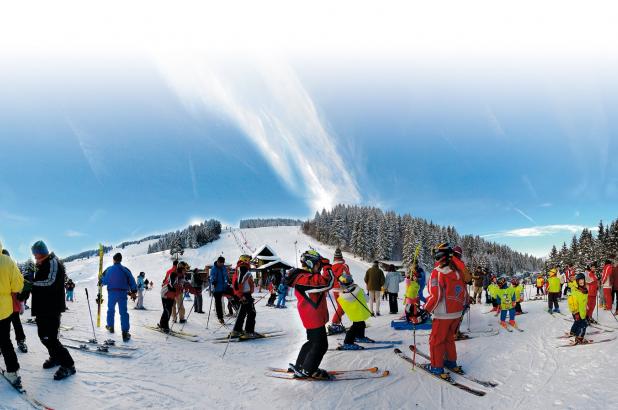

{"left": 31, "top": 240, "right": 49, "bottom": 256}
{"left": 334, "top": 248, "right": 343, "bottom": 259}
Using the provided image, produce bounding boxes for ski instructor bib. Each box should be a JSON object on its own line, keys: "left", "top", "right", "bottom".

{"left": 338, "top": 287, "right": 371, "bottom": 322}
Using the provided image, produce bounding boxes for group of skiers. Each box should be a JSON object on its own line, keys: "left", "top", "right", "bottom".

{"left": 0, "top": 240, "right": 76, "bottom": 388}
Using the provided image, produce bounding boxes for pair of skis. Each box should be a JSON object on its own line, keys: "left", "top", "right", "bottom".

{"left": 394, "top": 346, "right": 495, "bottom": 396}
{"left": 60, "top": 336, "right": 138, "bottom": 351}
{"left": 0, "top": 366, "right": 54, "bottom": 409}
{"left": 24, "top": 319, "right": 73, "bottom": 331}
{"left": 62, "top": 343, "right": 134, "bottom": 358}
{"left": 143, "top": 325, "right": 200, "bottom": 342}
{"left": 265, "top": 366, "right": 390, "bottom": 381}
{"left": 329, "top": 340, "right": 398, "bottom": 351}
{"left": 209, "top": 331, "right": 285, "bottom": 343}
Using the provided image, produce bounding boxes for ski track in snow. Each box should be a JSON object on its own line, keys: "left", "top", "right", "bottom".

{"left": 2, "top": 226, "right": 617, "bottom": 409}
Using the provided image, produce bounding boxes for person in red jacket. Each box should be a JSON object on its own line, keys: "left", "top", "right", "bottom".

{"left": 327, "top": 248, "right": 349, "bottom": 335}
{"left": 601, "top": 260, "right": 613, "bottom": 311}
{"left": 564, "top": 264, "right": 576, "bottom": 296}
{"left": 585, "top": 263, "right": 599, "bottom": 323}
{"left": 285, "top": 250, "right": 334, "bottom": 380}
{"left": 424, "top": 243, "right": 467, "bottom": 379}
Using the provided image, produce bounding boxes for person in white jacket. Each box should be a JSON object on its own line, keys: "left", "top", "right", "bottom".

{"left": 383, "top": 265, "right": 404, "bottom": 314}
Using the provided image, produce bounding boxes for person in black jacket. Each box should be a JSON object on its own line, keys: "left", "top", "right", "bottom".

{"left": 30, "top": 240, "right": 76, "bottom": 380}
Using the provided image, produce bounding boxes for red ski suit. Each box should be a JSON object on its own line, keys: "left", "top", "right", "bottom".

{"left": 425, "top": 263, "right": 467, "bottom": 369}
{"left": 602, "top": 263, "right": 613, "bottom": 310}
{"left": 585, "top": 268, "right": 598, "bottom": 317}
{"left": 330, "top": 259, "right": 349, "bottom": 324}
{"left": 289, "top": 266, "right": 335, "bottom": 329}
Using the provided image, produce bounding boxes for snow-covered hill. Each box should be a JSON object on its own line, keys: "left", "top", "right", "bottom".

{"left": 3, "top": 227, "right": 618, "bottom": 410}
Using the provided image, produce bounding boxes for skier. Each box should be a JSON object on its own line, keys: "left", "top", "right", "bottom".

{"left": 285, "top": 250, "right": 334, "bottom": 379}
{"left": 512, "top": 277, "right": 524, "bottom": 315}
{"left": 2, "top": 249, "right": 28, "bottom": 353}
{"left": 471, "top": 267, "right": 485, "bottom": 304}
{"left": 567, "top": 273, "right": 589, "bottom": 344}
{"left": 327, "top": 248, "right": 349, "bottom": 335}
{"left": 601, "top": 259, "right": 613, "bottom": 311}
{"left": 171, "top": 262, "right": 188, "bottom": 324}
{"left": 546, "top": 268, "right": 561, "bottom": 314}
{"left": 135, "top": 272, "right": 146, "bottom": 310}
{"left": 564, "top": 264, "right": 576, "bottom": 296}
{"left": 424, "top": 243, "right": 467, "bottom": 379}
{"left": 495, "top": 276, "right": 518, "bottom": 330}
{"left": 482, "top": 268, "right": 492, "bottom": 304}
{"left": 101, "top": 253, "right": 138, "bottom": 341}
{"left": 0, "top": 241, "right": 24, "bottom": 386}
{"left": 487, "top": 276, "right": 500, "bottom": 312}
{"left": 535, "top": 275, "right": 545, "bottom": 296}
{"left": 451, "top": 245, "right": 471, "bottom": 340}
{"left": 229, "top": 256, "right": 259, "bottom": 339}
{"left": 384, "top": 264, "right": 404, "bottom": 314}
{"left": 275, "top": 280, "right": 288, "bottom": 308}
{"left": 191, "top": 268, "right": 204, "bottom": 313}
{"left": 210, "top": 256, "right": 229, "bottom": 325}
{"left": 585, "top": 263, "right": 599, "bottom": 323}
{"left": 30, "top": 240, "right": 76, "bottom": 380}
{"left": 336, "top": 273, "right": 373, "bottom": 350}
{"left": 364, "top": 261, "right": 385, "bottom": 316}
{"left": 65, "top": 279, "right": 75, "bottom": 302}
{"left": 404, "top": 271, "right": 430, "bottom": 324}
{"left": 158, "top": 263, "right": 185, "bottom": 332}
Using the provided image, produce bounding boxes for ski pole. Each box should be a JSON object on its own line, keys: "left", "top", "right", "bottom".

{"left": 412, "top": 323, "right": 417, "bottom": 368}
{"left": 84, "top": 288, "right": 98, "bottom": 343}
{"left": 206, "top": 287, "right": 214, "bottom": 329}
{"left": 176, "top": 304, "right": 196, "bottom": 336}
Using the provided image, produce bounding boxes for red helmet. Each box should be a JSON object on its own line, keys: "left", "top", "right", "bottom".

{"left": 453, "top": 245, "right": 463, "bottom": 258}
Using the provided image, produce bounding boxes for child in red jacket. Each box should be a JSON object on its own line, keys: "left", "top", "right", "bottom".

{"left": 285, "top": 250, "right": 334, "bottom": 380}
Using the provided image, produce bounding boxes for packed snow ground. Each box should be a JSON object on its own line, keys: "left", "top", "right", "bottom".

{"left": 3, "top": 226, "right": 618, "bottom": 409}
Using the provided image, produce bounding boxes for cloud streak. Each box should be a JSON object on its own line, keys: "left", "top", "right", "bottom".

{"left": 67, "top": 119, "right": 107, "bottom": 185}
{"left": 156, "top": 55, "right": 360, "bottom": 212}
{"left": 65, "top": 230, "right": 86, "bottom": 238}
{"left": 513, "top": 207, "right": 535, "bottom": 223}
{"left": 483, "top": 224, "right": 597, "bottom": 239}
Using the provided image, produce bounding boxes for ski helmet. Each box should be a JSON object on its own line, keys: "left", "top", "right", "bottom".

{"left": 575, "top": 273, "right": 586, "bottom": 284}
{"left": 453, "top": 245, "right": 463, "bottom": 258}
{"left": 497, "top": 276, "right": 507, "bottom": 287}
{"left": 301, "top": 250, "right": 322, "bottom": 270}
{"left": 338, "top": 273, "right": 354, "bottom": 285}
{"left": 432, "top": 243, "right": 453, "bottom": 262}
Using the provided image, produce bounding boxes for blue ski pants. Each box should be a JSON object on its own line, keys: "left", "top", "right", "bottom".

{"left": 107, "top": 290, "right": 130, "bottom": 332}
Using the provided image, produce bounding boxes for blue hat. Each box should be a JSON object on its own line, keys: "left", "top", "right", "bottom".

{"left": 31, "top": 240, "right": 49, "bottom": 256}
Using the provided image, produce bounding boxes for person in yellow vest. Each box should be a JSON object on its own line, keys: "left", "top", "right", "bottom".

{"left": 487, "top": 276, "right": 500, "bottom": 312}
{"left": 567, "top": 273, "right": 589, "bottom": 344}
{"left": 403, "top": 271, "right": 430, "bottom": 324}
{"left": 547, "top": 269, "right": 562, "bottom": 314}
{"left": 495, "top": 276, "right": 518, "bottom": 329}
{"left": 512, "top": 277, "right": 525, "bottom": 315}
{"left": 0, "top": 241, "right": 24, "bottom": 387}
{"left": 336, "top": 273, "right": 373, "bottom": 350}
{"left": 535, "top": 275, "right": 545, "bottom": 296}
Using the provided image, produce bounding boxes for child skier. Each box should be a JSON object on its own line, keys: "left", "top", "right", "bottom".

{"left": 512, "top": 277, "right": 524, "bottom": 314}
{"left": 336, "top": 273, "right": 373, "bottom": 350}
{"left": 495, "top": 276, "right": 518, "bottom": 330}
{"left": 536, "top": 275, "right": 545, "bottom": 296}
{"left": 230, "top": 255, "right": 259, "bottom": 339}
{"left": 585, "top": 263, "right": 599, "bottom": 323}
{"left": 547, "top": 269, "right": 561, "bottom": 314}
{"left": 487, "top": 276, "right": 500, "bottom": 312}
{"left": 285, "top": 250, "right": 334, "bottom": 379}
{"left": 327, "top": 248, "right": 350, "bottom": 335}
{"left": 275, "top": 280, "right": 288, "bottom": 308}
{"left": 567, "top": 273, "right": 589, "bottom": 344}
{"left": 425, "top": 243, "right": 467, "bottom": 379}
{"left": 403, "top": 271, "right": 430, "bottom": 324}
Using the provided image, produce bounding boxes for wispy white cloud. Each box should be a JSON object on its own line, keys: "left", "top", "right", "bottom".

{"left": 513, "top": 207, "right": 535, "bottom": 223}
{"left": 0, "top": 210, "right": 31, "bottom": 224}
{"left": 485, "top": 106, "right": 507, "bottom": 139}
{"left": 65, "top": 230, "right": 86, "bottom": 238}
{"left": 188, "top": 157, "right": 198, "bottom": 199}
{"left": 67, "top": 119, "right": 107, "bottom": 185}
{"left": 521, "top": 175, "right": 538, "bottom": 199}
{"left": 483, "top": 224, "right": 598, "bottom": 239}
{"left": 156, "top": 55, "right": 360, "bottom": 212}
{"left": 539, "top": 202, "right": 553, "bottom": 208}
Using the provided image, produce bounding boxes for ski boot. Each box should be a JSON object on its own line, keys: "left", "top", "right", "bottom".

{"left": 240, "top": 332, "right": 264, "bottom": 340}
{"left": 547, "top": 309, "right": 553, "bottom": 314}
{"left": 122, "top": 332, "right": 131, "bottom": 342}
{"left": 355, "top": 336, "right": 375, "bottom": 343}
{"left": 53, "top": 365, "right": 76, "bottom": 381}
{"left": 310, "top": 369, "right": 332, "bottom": 380}
{"left": 156, "top": 324, "right": 170, "bottom": 334}
{"left": 17, "top": 340, "right": 28, "bottom": 353}
{"left": 574, "top": 337, "right": 590, "bottom": 345}
{"left": 105, "top": 325, "right": 115, "bottom": 334}
{"left": 337, "top": 343, "right": 365, "bottom": 350}
{"left": 179, "top": 319, "right": 187, "bottom": 324}
{"left": 444, "top": 360, "right": 464, "bottom": 375}
{"left": 43, "top": 357, "right": 60, "bottom": 369}
{"left": 509, "top": 320, "right": 518, "bottom": 329}
{"left": 327, "top": 323, "right": 345, "bottom": 335}
{"left": 454, "top": 331, "right": 470, "bottom": 341}
{"left": 553, "top": 308, "right": 561, "bottom": 314}
{"left": 500, "top": 321, "right": 508, "bottom": 329}
{"left": 288, "top": 363, "right": 310, "bottom": 378}
{"left": 588, "top": 317, "right": 598, "bottom": 325}
{"left": 228, "top": 330, "right": 243, "bottom": 338}
{"left": 428, "top": 366, "right": 451, "bottom": 381}
{"left": 218, "top": 318, "right": 225, "bottom": 325}
{"left": 4, "top": 371, "right": 21, "bottom": 387}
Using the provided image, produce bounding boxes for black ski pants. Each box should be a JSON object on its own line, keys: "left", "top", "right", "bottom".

{"left": 159, "top": 297, "right": 175, "bottom": 330}
{"left": 213, "top": 291, "right": 224, "bottom": 321}
{"left": 296, "top": 326, "right": 328, "bottom": 374}
{"left": 548, "top": 292, "right": 560, "bottom": 311}
{"left": 36, "top": 314, "right": 74, "bottom": 367}
{"left": 10, "top": 312, "right": 25, "bottom": 342}
{"left": 343, "top": 321, "right": 366, "bottom": 345}
{"left": 233, "top": 295, "right": 256, "bottom": 333}
{"left": 388, "top": 293, "right": 398, "bottom": 313}
{"left": 0, "top": 314, "right": 19, "bottom": 372}
{"left": 193, "top": 290, "right": 203, "bottom": 313}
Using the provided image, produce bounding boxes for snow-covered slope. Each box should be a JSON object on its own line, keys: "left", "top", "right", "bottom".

{"left": 3, "top": 227, "right": 617, "bottom": 409}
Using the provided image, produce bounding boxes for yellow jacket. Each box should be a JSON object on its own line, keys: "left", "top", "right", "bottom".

{"left": 547, "top": 276, "right": 561, "bottom": 293}
{"left": 568, "top": 287, "right": 588, "bottom": 319}
{"left": 0, "top": 241, "right": 24, "bottom": 320}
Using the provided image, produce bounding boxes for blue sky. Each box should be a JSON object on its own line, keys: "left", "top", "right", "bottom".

{"left": 1, "top": 1, "right": 617, "bottom": 260}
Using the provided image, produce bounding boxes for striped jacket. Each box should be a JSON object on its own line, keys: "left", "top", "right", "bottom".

{"left": 31, "top": 253, "right": 67, "bottom": 316}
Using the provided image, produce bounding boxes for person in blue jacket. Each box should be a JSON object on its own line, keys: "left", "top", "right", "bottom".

{"left": 101, "top": 253, "right": 137, "bottom": 341}
{"left": 210, "top": 256, "right": 229, "bottom": 324}
{"left": 135, "top": 272, "right": 146, "bottom": 310}
{"left": 276, "top": 281, "right": 288, "bottom": 308}
{"left": 414, "top": 263, "right": 427, "bottom": 303}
